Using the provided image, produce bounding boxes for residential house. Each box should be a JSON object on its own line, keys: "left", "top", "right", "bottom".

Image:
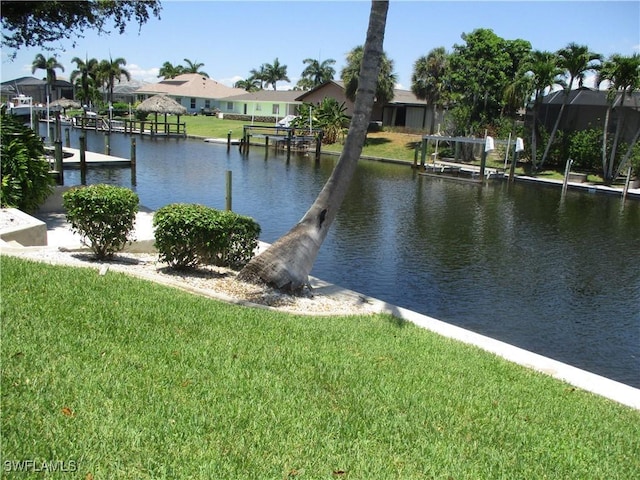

{"left": 1, "top": 76, "right": 73, "bottom": 105}
{"left": 134, "top": 73, "right": 245, "bottom": 114}
{"left": 295, "top": 80, "right": 442, "bottom": 131}
{"left": 221, "top": 89, "right": 301, "bottom": 121}
{"left": 538, "top": 87, "right": 640, "bottom": 144}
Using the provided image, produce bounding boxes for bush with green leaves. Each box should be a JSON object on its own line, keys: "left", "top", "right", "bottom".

{"left": 63, "top": 184, "right": 139, "bottom": 260}
{"left": 153, "top": 203, "right": 261, "bottom": 270}
{"left": 0, "top": 112, "right": 54, "bottom": 212}
{"left": 568, "top": 128, "right": 603, "bottom": 171}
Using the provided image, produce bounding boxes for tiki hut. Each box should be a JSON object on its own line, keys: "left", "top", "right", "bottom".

{"left": 49, "top": 97, "right": 81, "bottom": 115}
{"left": 136, "top": 94, "right": 187, "bottom": 135}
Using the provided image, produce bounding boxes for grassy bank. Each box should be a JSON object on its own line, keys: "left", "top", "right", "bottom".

{"left": 2, "top": 256, "right": 638, "bottom": 479}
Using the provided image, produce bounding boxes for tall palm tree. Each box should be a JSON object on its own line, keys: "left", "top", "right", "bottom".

{"left": 70, "top": 56, "right": 99, "bottom": 107}
{"left": 411, "top": 46, "right": 448, "bottom": 133}
{"left": 238, "top": 0, "right": 389, "bottom": 290}
{"left": 300, "top": 57, "right": 336, "bottom": 89}
{"left": 249, "top": 64, "right": 267, "bottom": 89}
{"left": 341, "top": 45, "right": 396, "bottom": 105}
{"left": 539, "top": 43, "right": 602, "bottom": 168}
{"left": 182, "top": 59, "right": 208, "bottom": 77}
{"left": 98, "top": 57, "right": 130, "bottom": 104}
{"left": 234, "top": 78, "right": 261, "bottom": 92}
{"left": 263, "top": 58, "right": 290, "bottom": 90}
{"left": 597, "top": 53, "right": 640, "bottom": 182}
{"left": 521, "top": 50, "right": 565, "bottom": 171}
{"left": 31, "top": 53, "right": 64, "bottom": 100}
{"left": 158, "top": 61, "right": 184, "bottom": 79}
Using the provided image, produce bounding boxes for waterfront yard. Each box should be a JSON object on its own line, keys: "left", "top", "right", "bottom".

{"left": 2, "top": 256, "right": 638, "bottom": 479}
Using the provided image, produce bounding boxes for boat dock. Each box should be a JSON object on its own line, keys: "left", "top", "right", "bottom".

{"left": 44, "top": 146, "right": 131, "bottom": 167}
{"left": 419, "top": 160, "right": 505, "bottom": 182}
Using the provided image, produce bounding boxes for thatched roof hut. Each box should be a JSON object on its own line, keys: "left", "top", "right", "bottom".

{"left": 136, "top": 94, "right": 187, "bottom": 136}
{"left": 49, "top": 97, "right": 81, "bottom": 110}
{"left": 136, "top": 94, "right": 187, "bottom": 115}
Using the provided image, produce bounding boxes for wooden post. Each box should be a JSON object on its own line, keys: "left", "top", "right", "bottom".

{"left": 509, "top": 148, "right": 519, "bottom": 182}
{"left": 64, "top": 128, "right": 70, "bottom": 148}
{"left": 54, "top": 139, "right": 64, "bottom": 185}
{"left": 479, "top": 149, "right": 487, "bottom": 181}
{"left": 286, "top": 130, "right": 292, "bottom": 160}
{"left": 104, "top": 132, "right": 111, "bottom": 155}
{"left": 227, "top": 130, "right": 232, "bottom": 151}
{"left": 79, "top": 135, "right": 87, "bottom": 185}
{"left": 420, "top": 139, "right": 427, "bottom": 167}
{"left": 315, "top": 132, "right": 322, "bottom": 161}
{"left": 225, "top": 170, "right": 232, "bottom": 211}
{"left": 413, "top": 143, "right": 419, "bottom": 169}
{"left": 130, "top": 137, "right": 137, "bottom": 186}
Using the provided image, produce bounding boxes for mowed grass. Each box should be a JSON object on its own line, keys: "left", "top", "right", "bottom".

{"left": 2, "top": 256, "right": 638, "bottom": 479}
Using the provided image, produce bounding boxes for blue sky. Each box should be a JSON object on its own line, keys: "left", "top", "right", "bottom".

{"left": 2, "top": 0, "right": 639, "bottom": 90}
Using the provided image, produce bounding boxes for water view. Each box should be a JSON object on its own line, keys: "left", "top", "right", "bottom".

{"left": 52, "top": 129, "right": 640, "bottom": 388}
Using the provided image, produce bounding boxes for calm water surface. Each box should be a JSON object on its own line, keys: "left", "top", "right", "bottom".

{"left": 55, "top": 130, "right": 640, "bottom": 388}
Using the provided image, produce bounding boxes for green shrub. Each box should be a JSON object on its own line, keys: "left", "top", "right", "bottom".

{"left": 153, "top": 203, "right": 261, "bottom": 270}
{"left": 568, "top": 128, "right": 603, "bottom": 171}
{"left": 0, "top": 112, "right": 54, "bottom": 212}
{"left": 63, "top": 184, "right": 139, "bottom": 260}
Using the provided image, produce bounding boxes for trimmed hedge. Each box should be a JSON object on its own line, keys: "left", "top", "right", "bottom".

{"left": 153, "top": 203, "right": 261, "bottom": 269}
{"left": 63, "top": 184, "right": 139, "bottom": 260}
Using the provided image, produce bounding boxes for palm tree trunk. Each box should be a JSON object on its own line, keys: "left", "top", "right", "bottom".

{"left": 608, "top": 110, "right": 625, "bottom": 180}
{"left": 614, "top": 125, "right": 640, "bottom": 179}
{"left": 238, "top": 0, "right": 389, "bottom": 291}
{"left": 539, "top": 98, "right": 567, "bottom": 169}
{"left": 602, "top": 106, "right": 611, "bottom": 180}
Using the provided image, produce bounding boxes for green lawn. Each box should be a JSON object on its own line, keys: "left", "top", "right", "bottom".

{"left": 2, "top": 256, "right": 638, "bottom": 479}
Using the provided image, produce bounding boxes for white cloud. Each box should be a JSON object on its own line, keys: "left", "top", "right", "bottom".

{"left": 219, "top": 75, "right": 243, "bottom": 87}
{"left": 127, "top": 64, "right": 159, "bottom": 82}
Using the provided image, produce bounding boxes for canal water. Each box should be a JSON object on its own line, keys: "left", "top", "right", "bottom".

{"left": 52, "top": 129, "right": 640, "bottom": 388}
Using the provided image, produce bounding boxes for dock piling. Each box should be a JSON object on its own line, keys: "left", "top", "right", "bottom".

{"left": 225, "top": 170, "right": 232, "bottom": 211}
{"left": 79, "top": 135, "right": 87, "bottom": 185}
{"left": 130, "top": 138, "right": 137, "bottom": 186}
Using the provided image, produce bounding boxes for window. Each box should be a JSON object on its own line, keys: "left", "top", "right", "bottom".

{"left": 272, "top": 104, "right": 280, "bottom": 115}
{"left": 205, "top": 99, "right": 211, "bottom": 108}
{"left": 256, "top": 104, "right": 261, "bottom": 111}
{"left": 227, "top": 102, "right": 233, "bottom": 110}
{"left": 190, "top": 98, "right": 196, "bottom": 109}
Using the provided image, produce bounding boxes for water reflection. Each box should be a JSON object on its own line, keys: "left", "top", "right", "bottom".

{"left": 52, "top": 128, "right": 640, "bottom": 387}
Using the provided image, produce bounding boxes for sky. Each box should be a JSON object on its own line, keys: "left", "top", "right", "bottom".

{"left": 2, "top": 0, "right": 639, "bottom": 91}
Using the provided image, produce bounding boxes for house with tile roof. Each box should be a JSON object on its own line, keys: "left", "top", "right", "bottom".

{"left": 134, "top": 73, "right": 246, "bottom": 115}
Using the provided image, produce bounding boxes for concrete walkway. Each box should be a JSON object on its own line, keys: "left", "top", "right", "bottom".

{"left": 5, "top": 205, "right": 640, "bottom": 410}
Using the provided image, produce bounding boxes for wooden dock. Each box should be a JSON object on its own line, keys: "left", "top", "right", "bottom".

{"left": 44, "top": 146, "right": 131, "bottom": 167}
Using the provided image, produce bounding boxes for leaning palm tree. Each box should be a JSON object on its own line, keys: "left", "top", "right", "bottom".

{"left": 341, "top": 45, "right": 396, "bottom": 105}
{"left": 238, "top": 0, "right": 389, "bottom": 291}
{"left": 411, "top": 46, "right": 449, "bottom": 133}
{"left": 31, "top": 53, "right": 64, "bottom": 101}
{"left": 538, "top": 43, "right": 602, "bottom": 169}
{"left": 300, "top": 57, "right": 336, "bottom": 88}
{"left": 70, "top": 56, "right": 99, "bottom": 107}
{"left": 521, "top": 50, "right": 565, "bottom": 171}
{"left": 597, "top": 53, "right": 640, "bottom": 182}
{"left": 182, "top": 58, "right": 208, "bottom": 77}
{"left": 97, "top": 57, "right": 130, "bottom": 104}
{"left": 263, "top": 58, "right": 290, "bottom": 90}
